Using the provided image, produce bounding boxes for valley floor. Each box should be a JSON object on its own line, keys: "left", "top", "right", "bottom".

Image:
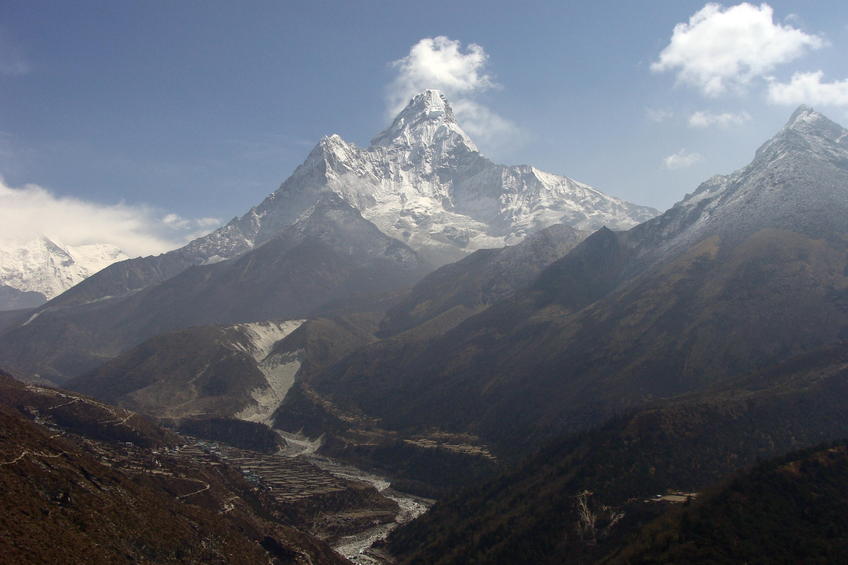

{"left": 186, "top": 429, "right": 433, "bottom": 563}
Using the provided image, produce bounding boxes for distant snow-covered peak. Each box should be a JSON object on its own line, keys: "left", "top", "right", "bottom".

{"left": 0, "top": 236, "right": 128, "bottom": 299}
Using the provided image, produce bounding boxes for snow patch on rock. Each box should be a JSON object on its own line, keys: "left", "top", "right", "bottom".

{"left": 232, "top": 320, "right": 305, "bottom": 362}
{"left": 233, "top": 320, "right": 305, "bottom": 424}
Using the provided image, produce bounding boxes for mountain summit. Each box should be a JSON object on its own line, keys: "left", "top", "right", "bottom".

{"left": 784, "top": 104, "right": 846, "bottom": 139}
{"left": 371, "top": 89, "right": 477, "bottom": 151}
{"left": 752, "top": 105, "right": 848, "bottom": 167}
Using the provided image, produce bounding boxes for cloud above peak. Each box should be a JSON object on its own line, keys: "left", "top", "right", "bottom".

{"left": 388, "top": 36, "right": 494, "bottom": 115}
{"left": 663, "top": 149, "right": 703, "bottom": 170}
{"left": 652, "top": 3, "right": 823, "bottom": 97}
{"left": 386, "top": 36, "right": 519, "bottom": 151}
{"left": 688, "top": 110, "right": 751, "bottom": 128}
{"left": 0, "top": 178, "right": 220, "bottom": 258}
{"left": 767, "top": 71, "right": 848, "bottom": 107}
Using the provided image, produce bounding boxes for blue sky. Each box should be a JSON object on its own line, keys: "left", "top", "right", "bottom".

{"left": 1, "top": 1, "right": 847, "bottom": 255}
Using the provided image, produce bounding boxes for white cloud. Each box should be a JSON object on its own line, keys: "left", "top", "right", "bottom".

{"left": 388, "top": 36, "right": 493, "bottom": 114}
{"left": 162, "top": 213, "right": 219, "bottom": 230}
{"left": 652, "top": 3, "right": 824, "bottom": 96}
{"left": 767, "top": 71, "right": 848, "bottom": 107}
{"left": 663, "top": 149, "right": 703, "bottom": 170}
{"left": 0, "top": 178, "right": 220, "bottom": 257}
{"left": 387, "top": 36, "right": 519, "bottom": 148}
{"left": 161, "top": 213, "right": 221, "bottom": 243}
{"left": 688, "top": 110, "right": 752, "bottom": 128}
{"left": 450, "top": 99, "right": 518, "bottom": 145}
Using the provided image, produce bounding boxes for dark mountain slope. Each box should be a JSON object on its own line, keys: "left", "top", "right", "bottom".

{"left": 604, "top": 442, "right": 848, "bottom": 565}
{"left": 0, "top": 284, "right": 45, "bottom": 311}
{"left": 379, "top": 223, "right": 587, "bottom": 337}
{"left": 69, "top": 313, "right": 382, "bottom": 424}
{"left": 45, "top": 247, "right": 202, "bottom": 309}
{"left": 388, "top": 341, "right": 848, "bottom": 564}
{"left": 68, "top": 324, "right": 272, "bottom": 419}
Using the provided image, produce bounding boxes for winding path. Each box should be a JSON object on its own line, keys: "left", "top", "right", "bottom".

{"left": 0, "top": 449, "right": 63, "bottom": 466}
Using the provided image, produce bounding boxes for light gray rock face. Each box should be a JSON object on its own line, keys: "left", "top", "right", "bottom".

{"left": 50, "top": 90, "right": 656, "bottom": 307}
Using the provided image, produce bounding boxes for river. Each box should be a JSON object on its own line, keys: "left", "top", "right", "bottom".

{"left": 277, "top": 431, "right": 433, "bottom": 563}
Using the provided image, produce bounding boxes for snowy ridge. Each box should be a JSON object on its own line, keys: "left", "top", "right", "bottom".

{"left": 0, "top": 237, "right": 128, "bottom": 299}
{"left": 629, "top": 105, "right": 848, "bottom": 261}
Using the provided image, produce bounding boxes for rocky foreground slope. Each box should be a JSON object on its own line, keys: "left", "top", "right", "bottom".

{"left": 0, "top": 367, "right": 419, "bottom": 564}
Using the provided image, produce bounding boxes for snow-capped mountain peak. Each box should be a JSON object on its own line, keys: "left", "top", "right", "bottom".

{"left": 371, "top": 89, "right": 477, "bottom": 152}
{"left": 784, "top": 105, "right": 842, "bottom": 138}
{"left": 754, "top": 106, "right": 848, "bottom": 166}
{"left": 173, "top": 90, "right": 658, "bottom": 267}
